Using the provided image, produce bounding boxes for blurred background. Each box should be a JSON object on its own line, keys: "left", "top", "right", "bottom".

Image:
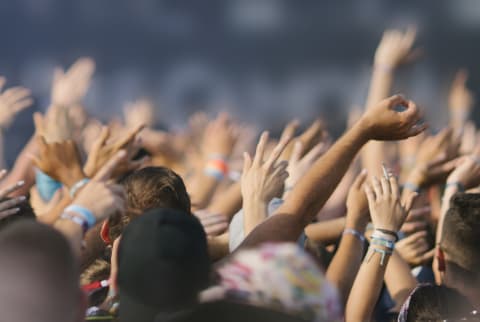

{"left": 2, "top": 0, "right": 480, "bottom": 163}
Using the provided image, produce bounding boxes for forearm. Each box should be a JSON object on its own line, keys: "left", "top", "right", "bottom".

{"left": 243, "top": 198, "right": 268, "bottom": 235}
{"left": 54, "top": 219, "right": 83, "bottom": 258}
{"left": 436, "top": 185, "right": 458, "bottom": 243}
{"left": 189, "top": 174, "right": 221, "bottom": 210}
{"left": 1, "top": 139, "right": 37, "bottom": 197}
{"left": 384, "top": 250, "right": 417, "bottom": 311}
{"left": 280, "top": 121, "right": 368, "bottom": 227}
{"left": 326, "top": 228, "right": 365, "bottom": 305}
{"left": 208, "top": 233, "right": 230, "bottom": 261}
{"left": 346, "top": 251, "right": 390, "bottom": 322}
{"left": 208, "top": 182, "right": 242, "bottom": 221}
{"left": 36, "top": 194, "right": 72, "bottom": 225}
{"left": 305, "top": 217, "right": 346, "bottom": 244}
{"left": 361, "top": 68, "right": 395, "bottom": 177}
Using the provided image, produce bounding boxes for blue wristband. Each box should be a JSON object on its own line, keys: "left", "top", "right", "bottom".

{"left": 65, "top": 205, "right": 96, "bottom": 228}
{"left": 70, "top": 178, "right": 90, "bottom": 198}
{"left": 343, "top": 228, "right": 366, "bottom": 243}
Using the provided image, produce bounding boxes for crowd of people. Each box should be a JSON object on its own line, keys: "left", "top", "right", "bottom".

{"left": 0, "top": 27, "right": 478, "bottom": 322}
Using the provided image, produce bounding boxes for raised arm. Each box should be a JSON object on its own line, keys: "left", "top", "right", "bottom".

{"left": 346, "top": 170, "right": 415, "bottom": 321}
{"left": 326, "top": 170, "right": 369, "bottom": 305}
{"left": 240, "top": 95, "right": 425, "bottom": 248}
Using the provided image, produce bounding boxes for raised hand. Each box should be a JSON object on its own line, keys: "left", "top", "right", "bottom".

{"left": 51, "top": 57, "right": 95, "bottom": 107}
{"left": 73, "top": 151, "right": 127, "bottom": 222}
{"left": 242, "top": 132, "right": 290, "bottom": 204}
{"left": 123, "top": 98, "right": 156, "bottom": 129}
{"left": 34, "top": 106, "right": 74, "bottom": 143}
{"left": 345, "top": 170, "right": 370, "bottom": 231}
{"left": 360, "top": 94, "right": 426, "bottom": 141}
{"left": 396, "top": 230, "right": 434, "bottom": 266}
{"left": 374, "top": 27, "right": 418, "bottom": 70}
{"left": 446, "top": 154, "right": 480, "bottom": 190}
{"left": 202, "top": 113, "right": 239, "bottom": 159}
{"left": 241, "top": 131, "right": 291, "bottom": 233}
{"left": 194, "top": 209, "right": 228, "bottom": 236}
{"left": 83, "top": 124, "right": 146, "bottom": 178}
{"left": 0, "top": 78, "right": 33, "bottom": 129}
{"left": 449, "top": 69, "right": 474, "bottom": 128}
{"left": 364, "top": 171, "right": 416, "bottom": 232}
{"left": 0, "top": 169, "right": 26, "bottom": 219}
{"left": 285, "top": 141, "right": 327, "bottom": 190}
{"left": 31, "top": 136, "right": 85, "bottom": 188}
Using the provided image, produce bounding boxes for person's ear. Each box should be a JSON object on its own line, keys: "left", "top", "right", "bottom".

{"left": 100, "top": 220, "right": 111, "bottom": 245}
{"left": 436, "top": 247, "right": 446, "bottom": 272}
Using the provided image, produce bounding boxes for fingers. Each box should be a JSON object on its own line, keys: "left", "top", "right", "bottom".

{"left": 253, "top": 132, "right": 269, "bottom": 167}
{"left": 386, "top": 94, "right": 409, "bottom": 109}
{"left": 289, "top": 141, "right": 303, "bottom": 164}
{"left": 33, "top": 112, "right": 46, "bottom": 136}
{"left": 389, "top": 174, "right": 400, "bottom": 200}
{"left": 114, "top": 124, "right": 145, "bottom": 149}
{"left": 364, "top": 184, "right": 376, "bottom": 205}
{"left": 302, "top": 142, "right": 326, "bottom": 164}
{"left": 93, "top": 150, "right": 127, "bottom": 181}
{"left": 0, "top": 196, "right": 26, "bottom": 212}
{"left": 243, "top": 152, "right": 252, "bottom": 174}
{"left": 91, "top": 126, "right": 110, "bottom": 152}
{"left": 380, "top": 176, "right": 391, "bottom": 196}
{"left": 403, "top": 191, "right": 418, "bottom": 214}
{"left": 353, "top": 169, "right": 368, "bottom": 190}
{"left": 0, "top": 207, "right": 21, "bottom": 220}
{"left": 400, "top": 220, "right": 428, "bottom": 234}
{"left": 371, "top": 176, "right": 383, "bottom": 199}
{"left": 420, "top": 249, "right": 435, "bottom": 262}
{"left": 0, "top": 169, "right": 7, "bottom": 182}
{"left": 279, "top": 119, "right": 299, "bottom": 143}
{"left": 264, "top": 133, "right": 293, "bottom": 171}
{"left": 0, "top": 181, "right": 25, "bottom": 199}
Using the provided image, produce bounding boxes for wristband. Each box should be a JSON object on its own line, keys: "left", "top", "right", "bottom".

{"left": 343, "top": 228, "right": 366, "bottom": 243}
{"left": 61, "top": 212, "right": 89, "bottom": 234}
{"left": 366, "top": 246, "right": 393, "bottom": 266}
{"left": 70, "top": 178, "right": 90, "bottom": 198}
{"left": 402, "top": 182, "right": 420, "bottom": 193}
{"left": 205, "top": 158, "right": 229, "bottom": 181}
{"left": 445, "top": 181, "right": 465, "bottom": 192}
{"left": 370, "top": 236, "right": 395, "bottom": 250}
{"left": 372, "top": 229, "right": 398, "bottom": 242}
{"left": 35, "top": 169, "right": 62, "bottom": 202}
{"left": 65, "top": 205, "right": 96, "bottom": 228}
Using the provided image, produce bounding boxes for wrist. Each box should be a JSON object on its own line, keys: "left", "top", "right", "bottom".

{"left": 345, "top": 212, "right": 368, "bottom": 232}
{"left": 65, "top": 168, "right": 88, "bottom": 188}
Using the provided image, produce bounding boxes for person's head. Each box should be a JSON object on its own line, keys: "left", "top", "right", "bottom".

{"left": 0, "top": 220, "right": 84, "bottom": 322}
{"left": 117, "top": 208, "right": 210, "bottom": 322}
{"left": 104, "top": 166, "right": 191, "bottom": 244}
{"left": 436, "top": 193, "right": 480, "bottom": 298}
{"left": 215, "top": 243, "right": 342, "bottom": 322}
{"left": 398, "top": 284, "right": 478, "bottom": 322}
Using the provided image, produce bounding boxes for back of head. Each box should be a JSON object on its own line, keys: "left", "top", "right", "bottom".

{"left": 117, "top": 208, "right": 210, "bottom": 322}
{"left": 108, "top": 167, "right": 191, "bottom": 242}
{"left": 441, "top": 193, "right": 480, "bottom": 273}
{"left": 398, "top": 284, "right": 476, "bottom": 322}
{"left": 0, "top": 220, "right": 80, "bottom": 322}
{"left": 122, "top": 166, "right": 191, "bottom": 214}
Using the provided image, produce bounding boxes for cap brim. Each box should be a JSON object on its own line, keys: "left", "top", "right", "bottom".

{"left": 119, "top": 291, "right": 160, "bottom": 322}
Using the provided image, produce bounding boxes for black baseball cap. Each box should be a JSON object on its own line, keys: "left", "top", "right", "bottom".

{"left": 117, "top": 208, "right": 211, "bottom": 322}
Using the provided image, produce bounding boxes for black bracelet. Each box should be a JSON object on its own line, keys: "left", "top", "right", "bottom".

{"left": 375, "top": 228, "right": 398, "bottom": 241}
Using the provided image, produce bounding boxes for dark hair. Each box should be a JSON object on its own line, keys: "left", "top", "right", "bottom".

{"left": 0, "top": 198, "right": 35, "bottom": 231}
{"left": 403, "top": 285, "right": 476, "bottom": 322}
{"left": 441, "top": 193, "right": 480, "bottom": 272}
{"left": 108, "top": 166, "right": 191, "bottom": 243}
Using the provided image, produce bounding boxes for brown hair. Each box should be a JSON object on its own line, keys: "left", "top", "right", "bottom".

{"left": 441, "top": 193, "right": 480, "bottom": 272}
{"left": 107, "top": 166, "right": 191, "bottom": 243}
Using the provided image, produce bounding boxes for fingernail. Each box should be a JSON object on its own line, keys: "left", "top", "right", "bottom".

{"left": 13, "top": 208, "right": 20, "bottom": 213}
{"left": 18, "top": 196, "right": 26, "bottom": 201}
{"left": 17, "top": 181, "right": 25, "bottom": 186}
